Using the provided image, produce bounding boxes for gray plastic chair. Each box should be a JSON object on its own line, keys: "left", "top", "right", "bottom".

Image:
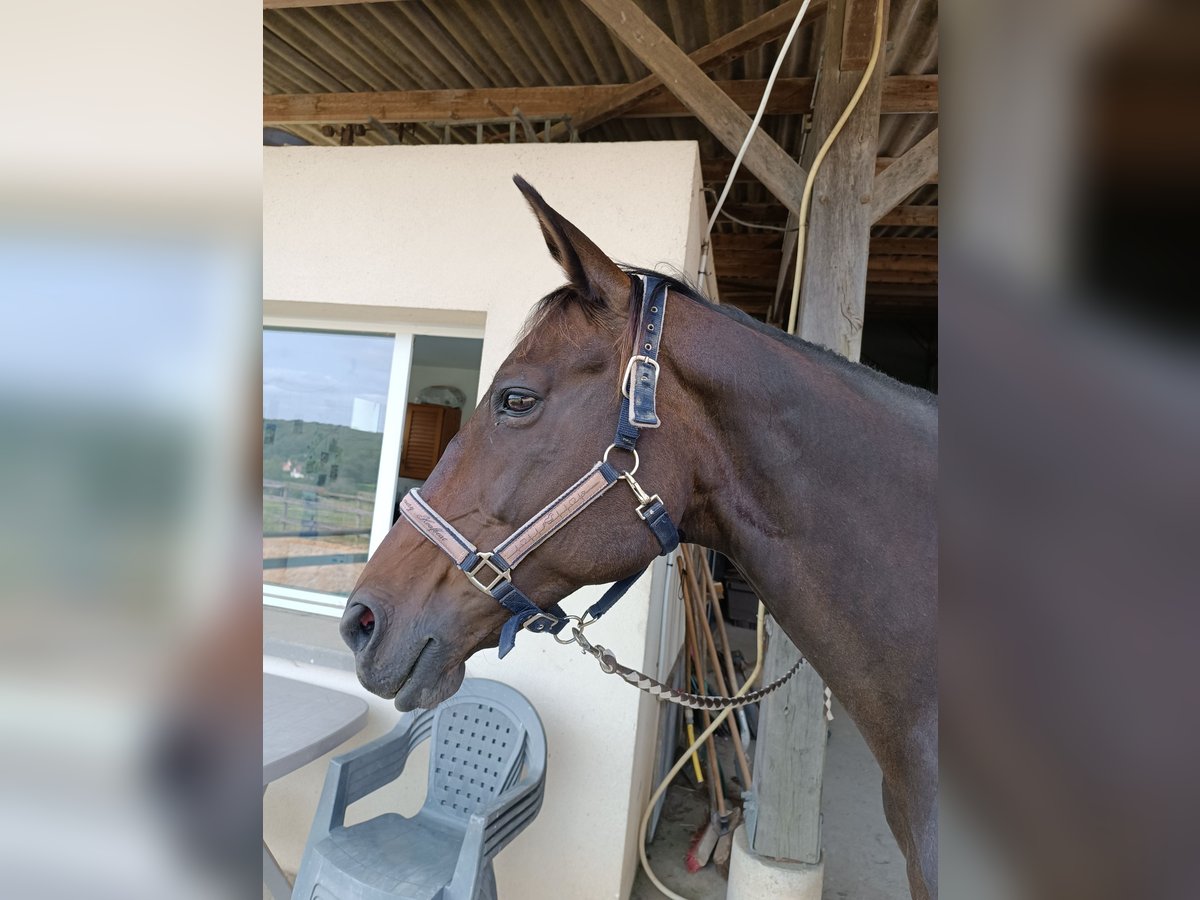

{"left": 291, "top": 679, "right": 546, "bottom": 900}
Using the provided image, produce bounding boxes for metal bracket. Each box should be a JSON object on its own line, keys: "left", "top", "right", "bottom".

{"left": 521, "top": 611, "right": 562, "bottom": 632}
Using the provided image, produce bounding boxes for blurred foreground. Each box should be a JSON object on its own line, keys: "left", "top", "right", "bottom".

{"left": 0, "top": 2, "right": 261, "bottom": 897}
{"left": 942, "top": 1, "right": 1200, "bottom": 897}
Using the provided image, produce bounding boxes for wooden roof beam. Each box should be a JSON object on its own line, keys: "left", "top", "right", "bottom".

{"left": 580, "top": 0, "right": 807, "bottom": 214}
{"left": 264, "top": 76, "right": 938, "bottom": 126}
{"left": 703, "top": 151, "right": 937, "bottom": 188}
{"left": 711, "top": 234, "right": 937, "bottom": 256}
{"left": 876, "top": 205, "right": 938, "bottom": 228}
{"left": 870, "top": 128, "right": 939, "bottom": 224}
{"left": 561, "top": 0, "right": 827, "bottom": 137}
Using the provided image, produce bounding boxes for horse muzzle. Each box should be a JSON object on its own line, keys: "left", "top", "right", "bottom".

{"left": 339, "top": 589, "right": 466, "bottom": 708}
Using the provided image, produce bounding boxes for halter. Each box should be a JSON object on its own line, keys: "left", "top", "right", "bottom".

{"left": 396, "top": 274, "right": 680, "bottom": 658}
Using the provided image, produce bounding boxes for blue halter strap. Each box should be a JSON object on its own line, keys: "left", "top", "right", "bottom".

{"left": 396, "top": 273, "right": 679, "bottom": 657}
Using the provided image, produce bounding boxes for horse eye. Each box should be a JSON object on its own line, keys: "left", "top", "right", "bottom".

{"left": 502, "top": 392, "right": 537, "bottom": 415}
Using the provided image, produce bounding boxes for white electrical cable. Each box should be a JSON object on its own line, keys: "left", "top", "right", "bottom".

{"left": 638, "top": 603, "right": 769, "bottom": 900}
{"left": 698, "top": 0, "right": 813, "bottom": 282}
{"left": 702, "top": 189, "right": 797, "bottom": 232}
{"left": 786, "top": 0, "right": 887, "bottom": 335}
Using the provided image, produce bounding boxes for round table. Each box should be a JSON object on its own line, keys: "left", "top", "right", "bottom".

{"left": 263, "top": 673, "right": 369, "bottom": 898}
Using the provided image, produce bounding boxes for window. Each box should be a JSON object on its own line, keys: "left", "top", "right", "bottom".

{"left": 263, "top": 326, "right": 483, "bottom": 615}
{"left": 263, "top": 328, "right": 398, "bottom": 605}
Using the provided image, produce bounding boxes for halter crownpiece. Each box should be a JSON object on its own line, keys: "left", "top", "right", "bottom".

{"left": 397, "top": 273, "right": 679, "bottom": 657}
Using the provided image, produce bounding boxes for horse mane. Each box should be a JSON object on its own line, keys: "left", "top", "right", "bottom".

{"left": 521, "top": 265, "right": 936, "bottom": 406}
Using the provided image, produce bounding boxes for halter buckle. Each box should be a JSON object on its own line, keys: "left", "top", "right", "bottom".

{"left": 620, "top": 355, "right": 659, "bottom": 399}
{"left": 521, "top": 611, "right": 562, "bottom": 632}
{"left": 464, "top": 552, "right": 511, "bottom": 593}
{"left": 636, "top": 495, "right": 664, "bottom": 521}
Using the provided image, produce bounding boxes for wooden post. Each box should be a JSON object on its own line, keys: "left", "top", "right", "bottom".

{"left": 750, "top": 0, "right": 886, "bottom": 865}
{"left": 749, "top": 617, "right": 828, "bottom": 862}
{"left": 794, "top": 0, "right": 887, "bottom": 360}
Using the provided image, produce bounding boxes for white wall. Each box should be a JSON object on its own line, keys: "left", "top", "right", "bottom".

{"left": 264, "top": 142, "right": 704, "bottom": 900}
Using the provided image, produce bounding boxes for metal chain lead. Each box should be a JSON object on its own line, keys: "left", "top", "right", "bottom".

{"left": 566, "top": 626, "right": 803, "bottom": 711}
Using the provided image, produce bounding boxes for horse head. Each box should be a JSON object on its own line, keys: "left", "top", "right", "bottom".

{"left": 341, "top": 177, "right": 693, "bottom": 709}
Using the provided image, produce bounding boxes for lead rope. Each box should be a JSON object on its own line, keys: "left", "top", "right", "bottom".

{"left": 557, "top": 620, "right": 803, "bottom": 711}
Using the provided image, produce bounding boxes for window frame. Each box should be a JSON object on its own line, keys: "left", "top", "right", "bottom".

{"left": 262, "top": 314, "right": 484, "bottom": 617}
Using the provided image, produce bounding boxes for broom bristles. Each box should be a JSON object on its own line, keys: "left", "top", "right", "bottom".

{"left": 684, "top": 819, "right": 719, "bottom": 873}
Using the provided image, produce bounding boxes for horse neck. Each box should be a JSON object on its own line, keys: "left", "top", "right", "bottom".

{"left": 666, "top": 300, "right": 938, "bottom": 706}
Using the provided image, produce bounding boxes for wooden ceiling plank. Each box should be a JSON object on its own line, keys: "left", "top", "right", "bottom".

{"left": 879, "top": 74, "right": 938, "bottom": 114}
{"left": 315, "top": 5, "right": 427, "bottom": 91}
{"left": 485, "top": 0, "right": 569, "bottom": 87}
{"left": 350, "top": 4, "right": 462, "bottom": 90}
{"left": 527, "top": 0, "right": 592, "bottom": 87}
{"left": 267, "top": 13, "right": 376, "bottom": 92}
{"left": 468, "top": 0, "right": 540, "bottom": 86}
{"left": 865, "top": 270, "right": 938, "bottom": 285}
{"left": 870, "top": 128, "right": 939, "bottom": 224}
{"left": 388, "top": 2, "right": 490, "bottom": 89}
{"left": 263, "top": 52, "right": 326, "bottom": 95}
{"left": 560, "top": 0, "right": 625, "bottom": 84}
{"left": 867, "top": 255, "right": 939, "bottom": 273}
{"left": 875, "top": 205, "right": 938, "bottom": 228}
{"left": 294, "top": 7, "right": 397, "bottom": 92}
{"left": 422, "top": 2, "right": 524, "bottom": 88}
{"left": 262, "top": 26, "right": 352, "bottom": 92}
{"left": 869, "top": 237, "right": 938, "bottom": 255}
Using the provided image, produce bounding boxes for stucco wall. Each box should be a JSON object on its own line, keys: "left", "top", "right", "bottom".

{"left": 263, "top": 142, "right": 704, "bottom": 899}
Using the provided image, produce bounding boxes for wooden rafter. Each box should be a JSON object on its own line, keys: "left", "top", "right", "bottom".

{"left": 711, "top": 233, "right": 936, "bottom": 257}
{"left": 580, "top": 0, "right": 807, "bottom": 215}
{"left": 563, "top": 0, "right": 827, "bottom": 136}
{"left": 869, "top": 129, "right": 939, "bottom": 224}
{"left": 263, "top": 75, "right": 938, "bottom": 126}
{"left": 703, "top": 151, "right": 938, "bottom": 187}
{"left": 876, "top": 205, "right": 938, "bottom": 228}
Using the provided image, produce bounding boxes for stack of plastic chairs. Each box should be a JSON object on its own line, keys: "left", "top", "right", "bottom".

{"left": 291, "top": 679, "right": 546, "bottom": 900}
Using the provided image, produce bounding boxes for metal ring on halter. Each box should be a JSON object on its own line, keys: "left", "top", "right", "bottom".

{"left": 601, "top": 443, "right": 639, "bottom": 476}
{"left": 552, "top": 616, "right": 583, "bottom": 644}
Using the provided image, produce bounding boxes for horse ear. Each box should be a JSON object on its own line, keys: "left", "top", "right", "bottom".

{"left": 513, "top": 175, "right": 631, "bottom": 312}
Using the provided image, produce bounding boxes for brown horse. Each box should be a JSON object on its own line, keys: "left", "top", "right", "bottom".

{"left": 341, "top": 177, "right": 938, "bottom": 899}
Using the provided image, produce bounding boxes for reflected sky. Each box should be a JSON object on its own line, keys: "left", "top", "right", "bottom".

{"left": 263, "top": 329, "right": 393, "bottom": 430}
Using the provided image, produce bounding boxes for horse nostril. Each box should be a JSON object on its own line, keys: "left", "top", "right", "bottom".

{"left": 340, "top": 600, "right": 380, "bottom": 655}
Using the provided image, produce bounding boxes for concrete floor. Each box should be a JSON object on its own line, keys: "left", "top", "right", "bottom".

{"left": 630, "top": 696, "right": 908, "bottom": 900}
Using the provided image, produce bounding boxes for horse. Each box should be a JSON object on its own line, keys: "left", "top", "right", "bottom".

{"left": 340, "top": 176, "right": 938, "bottom": 899}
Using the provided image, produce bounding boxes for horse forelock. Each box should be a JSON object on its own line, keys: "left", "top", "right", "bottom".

{"left": 515, "top": 280, "right": 638, "bottom": 361}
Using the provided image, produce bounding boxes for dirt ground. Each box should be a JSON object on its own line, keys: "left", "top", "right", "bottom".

{"left": 262, "top": 535, "right": 367, "bottom": 595}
